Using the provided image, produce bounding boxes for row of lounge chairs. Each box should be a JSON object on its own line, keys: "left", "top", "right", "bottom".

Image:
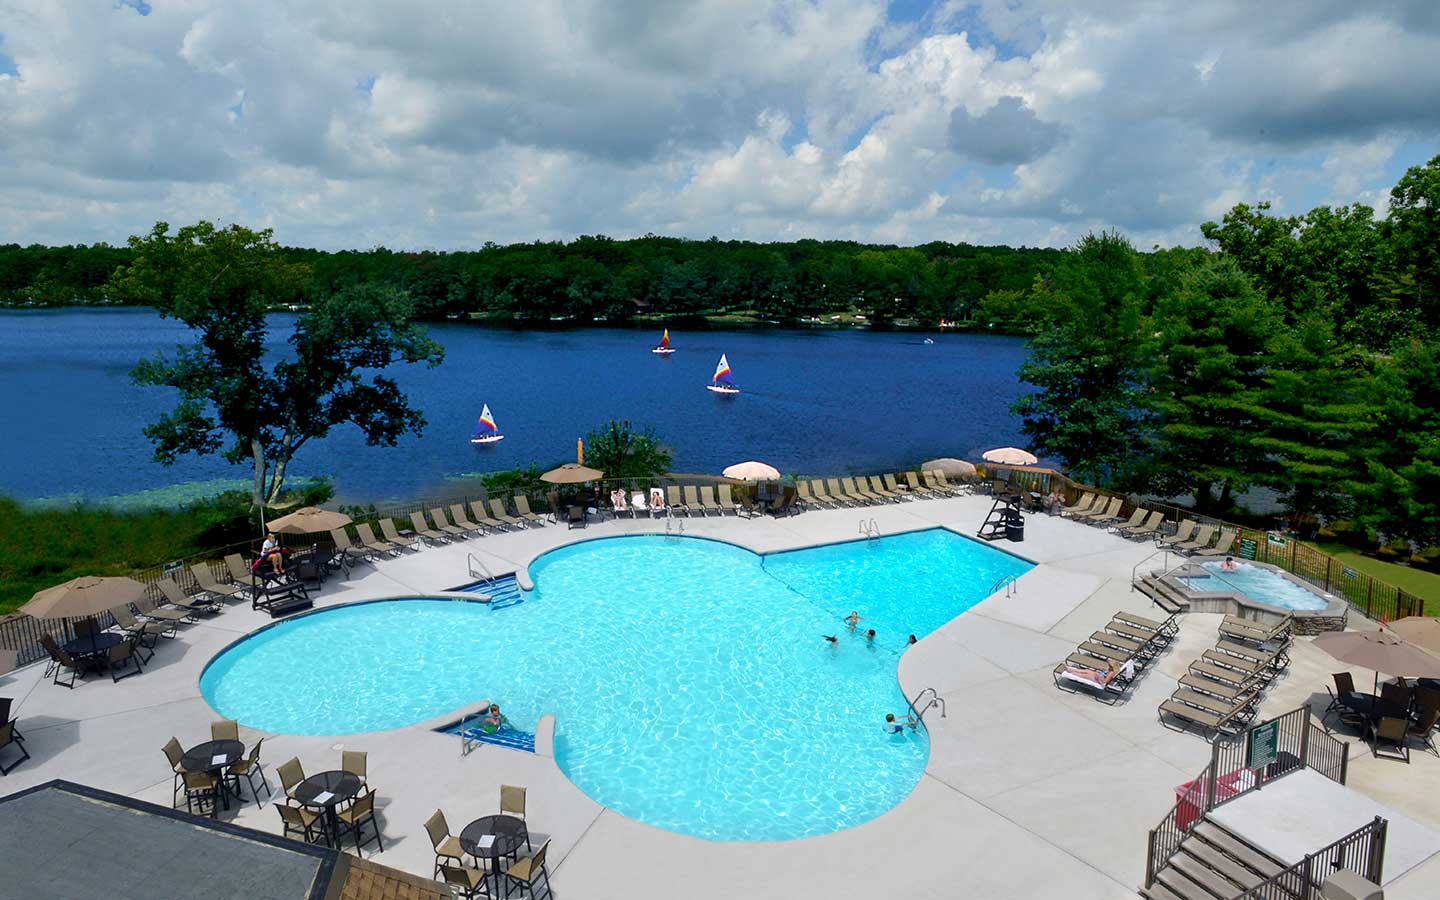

{"left": 797, "top": 471, "right": 970, "bottom": 509}
{"left": 1158, "top": 521, "right": 1238, "bottom": 557}
{"left": 1052, "top": 611, "right": 1179, "bottom": 704}
{"left": 1060, "top": 494, "right": 1241, "bottom": 555}
{"left": 1158, "top": 614, "right": 1293, "bottom": 739}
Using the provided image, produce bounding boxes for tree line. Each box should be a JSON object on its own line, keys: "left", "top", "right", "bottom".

{"left": 1016, "top": 154, "right": 1440, "bottom": 552}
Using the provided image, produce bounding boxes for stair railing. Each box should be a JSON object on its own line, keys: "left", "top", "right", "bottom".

{"left": 989, "top": 573, "right": 1019, "bottom": 598}
{"left": 1231, "top": 816, "right": 1386, "bottom": 899}
{"left": 1131, "top": 546, "right": 1177, "bottom": 590}
{"left": 467, "top": 552, "right": 497, "bottom": 586}
{"left": 906, "top": 687, "right": 946, "bottom": 726}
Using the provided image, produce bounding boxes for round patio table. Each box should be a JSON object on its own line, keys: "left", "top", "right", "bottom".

{"left": 1338, "top": 693, "right": 1407, "bottom": 722}
{"left": 293, "top": 770, "right": 361, "bottom": 846}
{"left": 180, "top": 738, "right": 245, "bottom": 814}
{"left": 63, "top": 632, "right": 122, "bottom": 658}
{"left": 461, "top": 814, "right": 528, "bottom": 886}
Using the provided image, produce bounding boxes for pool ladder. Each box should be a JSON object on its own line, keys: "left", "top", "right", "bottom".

{"left": 666, "top": 516, "right": 685, "bottom": 536}
{"left": 467, "top": 552, "right": 500, "bottom": 595}
{"left": 990, "top": 573, "right": 1019, "bottom": 598}
{"left": 859, "top": 518, "right": 880, "bottom": 540}
{"left": 907, "top": 687, "right": 946, "bottom": 726}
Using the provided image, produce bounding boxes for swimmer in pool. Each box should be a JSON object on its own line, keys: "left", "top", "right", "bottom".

{"left": 1221, "top": 556, "right": 1238, "bottom": 572}
{"left": 884, "top": 713, "right": 916, "bottom": 733}
{"left": 865, "top": 629, "right": 876, "bottom": 644}
{"left": 844, "top": 611, "right": 862, "bottom": 630}
{"left": 907, "top": 634, "right": 917, "bottom": 645}
{"left": 482, "top": 703, "right": 506, "bottom": 734}
{"left": 823, "top": 635, "right": 839, "bottom": 647}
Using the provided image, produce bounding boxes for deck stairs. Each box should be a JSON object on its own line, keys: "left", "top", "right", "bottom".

{"left": 482, "top": 575, "right": 526, "bottom": 610}
{"left": 1141, "top": 816, "right": 1287, "bottom": 900}
{"left": 1134, "top": 573, "right": 1191, "bottom": 615}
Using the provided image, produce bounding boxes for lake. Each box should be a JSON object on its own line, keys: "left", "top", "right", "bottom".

{"left": 0, "top": 308, "right": 1035, "bottom": 506}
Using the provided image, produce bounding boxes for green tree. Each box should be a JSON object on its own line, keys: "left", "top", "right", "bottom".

{"left": 114, "top": 221, "right": 444, "bottom": 510}
{"left": 1353, "top": 339, "right": 1440, "bottom": 548}
{"left": 582, "top": 420, "right": 672, "bottom": 481}
{"left": 1384, "top": 153, "right": 1440, "bottom": 334}
{"left": 1012, "top": 230, "right": 1147, "bottom": 485}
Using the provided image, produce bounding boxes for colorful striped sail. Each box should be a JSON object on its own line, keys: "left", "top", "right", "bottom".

{"left": 474, "top": 403, "right": 499, "bottom": 436}
{"left": 657, "top": 329, "right": 672, "bottom": 349}
{"left": 712, "top": 354, "right": 734, "bottom": 385}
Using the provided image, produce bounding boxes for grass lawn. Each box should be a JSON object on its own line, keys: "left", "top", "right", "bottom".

{"left": 1307, "top": 541, "right": 1440, "bottom": 617}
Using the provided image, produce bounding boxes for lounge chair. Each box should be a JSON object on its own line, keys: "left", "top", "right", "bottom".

{"left": 190, "top": 563, "right": 249, "bottom": 603}
{"left": 683, "top": 486, "right": 707, "bottom": 516}
{"left": 1061, "top": 492, "right": 1095, "bottom": 515}
{"left": 448, "top": 504, "right": 485, "bottom": 534}
{"left": 329, "top": 528, "right": 373, "bottom": 565}
{"left": 1053, "top": 657, "right": 1137, "bottom": 703}
{"left": 934, "top": 471, "right": 971, "bottom": 494}
{"left": 1116, "top": 510, "right": 1164, "bottom": 538}
{"left": 826, "top": 478, "right": 857, "bottom": 506}
{"left": 1219, "top": 613, "right": 1293, "bottom": 646}
{"left": 843, "top": 477, "right": 879, "bottom": 504}
{"left": 699, "top": 486, "right": 722, "bottom": 515}
{"left": 903, "top": 471, "right": 935, "bottom": 497}
{"left": 717, "top": 484, "right": 740, "bottom": 515}
{"left": 1157, "top": 520, "right": 1197, "bottom": 547}
{"left": 138, "top": 591, "right": 200, "bottom": 625}
{"left": 409, "top": 511, "right": 450, "bottom": 546}
{"left": 629, "top": 491, "right": 649, "bottom": 518}
{"left": 513, "top": 495, "right": 546, "bottom": 527}
{"left": 467, "top": 501, "right": 507, "bottom": 532}
{"left": 921, "top": 470, "right": 951, "bottom": 494}
{"left": 611, "top": 489, "right": 632, "bottom": 518}
{"left": 795, "top": 481, "right": 817, "bottom": 509}
{"left": 379, "top": 518, "right": 420, "bottom": 551}
{"left": 1172, "top": 524, "right": 1216, "bottom": 553}
{"left": 667, "top": 485, "right": 689, "bottom": 515}
{"left": 488, "top": 499, "right": 524, "bottom": 530}
{"left": 648, "top": 487, "right": 667, "bottom": 517}
{"left": 808, "top": 479, "right": 839, "bottom": 507}
{"left": 224, "top": 553, "right": 256, "bottom": 585}
{"left": 1107, "top": 508, "right": 1148, "bottom": 533}
{"left": 1158, "top": 692, "right": 1253, "bottom": 739}
{"left": 155, "top": 577, "right": 220, "bottom": 616}
{"left": 1193, "top": 530, "right": 1237, "bottom": 557}
{"left": 111, "top": 604, "right": 170, "bottom": 652}
{"left": 868, "top": 475, "right": 902, "bottom": 502}
{"left": 1113, "top": 610, "right": 1179, "bottom": 643}
{"left": 429, "top": 508, "right": 469, "bottom": 539}
{"left": 1077, "top": 497, "right": 1122, "bottom": 521}
{"left": 883, "top": 474, "right": 914, "bottom": 500}
{"left": 1060, "top": 494, "right": 1100, "bottom": 518}
{"left": 1179, "top": 669, "right": 1262, "bottom": 706}
{"left": 1087, "top": 499, "right": 1127, "bottom": 526}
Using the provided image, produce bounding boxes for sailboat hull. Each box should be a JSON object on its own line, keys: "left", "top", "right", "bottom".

{"left": 651, "top": 347, "right": 676, "bottom": 355}
{"left": 470, "top": 434, "right": 505, "bottom": 444}
{"left": 705, "top": 384, "right": 740, "bottom": 395}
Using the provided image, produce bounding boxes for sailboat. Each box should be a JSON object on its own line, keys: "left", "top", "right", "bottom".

{"left": 706, "top": 354, "right": 740, "bottom": 395}
{"left": 470, "top": 404, "right": 505, "bottom": 444}
{"left": 651, "top": 328, "right": 676, "bottom": 356}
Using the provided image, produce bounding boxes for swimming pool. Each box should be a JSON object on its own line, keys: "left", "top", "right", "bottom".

{"left": 1176, "top": 560, "right": 1329, "bottom": 611}
{"left": 201, "top": 530, "right": 1031, "bottom": 840}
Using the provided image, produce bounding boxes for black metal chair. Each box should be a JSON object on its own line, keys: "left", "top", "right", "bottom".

{"left": 1371, "top": 716, "right": 1411, "bottom": 763}
{"left": 0, "top": 698, "right": 24, "bottom": 743}
{"left": 0, "top": 721, "right": 29, "bottom": 775}
{"left": 38, "top": 635, "right": 85, "bottom": 689}
{"left": 182, "top": 770, "right": 220, "bottom": 816}
{"left": 104, "top": 639, "right": 144, "bottom": 683}
{"left": 566, "top": 505, "right": 587, "bottom": 530}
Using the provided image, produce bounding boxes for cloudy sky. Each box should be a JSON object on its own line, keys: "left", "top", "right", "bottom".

{"left": 1, "top": 1, "right": 1437, "bottom": 251}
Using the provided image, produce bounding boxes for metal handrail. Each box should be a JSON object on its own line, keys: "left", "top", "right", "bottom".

{"left": 906, "top": 687, "right": 946, "bottom": 726}
{"left": 989, "top": 573, "right": 1019, "bottom": 597}
{"left": 467, "top": 552, "right": 496, "bottom": 587}
{"left": 1131, "top": 547, "right": 1177, "bottom": 589}
{"left": 1231, "top": 816, "right": 1386, "bottom": 899}
{"left": 859, "top": 518, "right": 880, "bottom": 539}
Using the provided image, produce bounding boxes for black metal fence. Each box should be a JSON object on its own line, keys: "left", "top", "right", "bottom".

{"left": 1237, "top": 816, "right": 1386, "bottom": 899}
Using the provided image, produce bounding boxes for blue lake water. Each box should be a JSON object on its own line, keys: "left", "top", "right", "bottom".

{"left": 0, "top": 308, "right": 1034, "bottom": 504}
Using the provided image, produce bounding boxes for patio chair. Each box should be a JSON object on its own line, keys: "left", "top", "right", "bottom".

{"left": 182, "top": 770, "right": 220, "bottom": 817}
{"left": 227, "top": 737, "right": 271, "bottom": 801}
{"left": 826, "top": 478, "right": 857, "bottom": 506}
{"left": 489, "top": 498, "right": 524, "bottom": 530}
{"left": 683, "top": 485, "right": 706, "bottom": 516}
{"left": 335, "top": 789, "right": 383, "bottom": 854}
{"left": 699, "top": 485, "right": 723, "bottom": 515}
{"left": 806, "top": 479, "right": 837, "bottom": 507}
{"left": 1193, "top": 530, "right": 1238, "bottom": 557}
{"left": 1409, "top": 706, "right": 1440, "bottom": 756}
{"left": 379, "top": 518, "right": 420, "bottom": 551}
{"left": 566, "top": 505, "right": 587, "bottom": 529}
{"left": 717, "top": 484, "right": 740, "bottom": 515}
{"left": 868, "top": 476, "right": 902, "bottom": 502}
{"left": 439, "top": 864, "right": 490, "bottom": 899}
{"left": 38, "top": 635, "right": 85, "bottom": 689}
{"left": 667, "top": 485, "right": 689, "bottom": 515}
{"left": 0, "top": 699, "right": 23, "bottom": 744}
{"left": 163, "top": 737, "right": 186, "bottom": 804}
{"left": 154, "top": 578, "right": 219, "bottom": 616}
{"left": 1380, "top": 681, "right": 1412, "bottom": 712}
{"left": 110, "top": 604, "right": 170, "bottom": 653}
{"left": 212, "top": 719, "right": 240, "bottom": 742}
{"left": 769, "top": 488, "right": 798, "bottom": 517}
{"left": 425, "top": 809, "right": 467, "bottom": 878}
{"left": 500, "top": 840, "right": 552, "bottom": 900}
{"left": 409, "top": 511, "right": 450, "bottom": 546}
{"left": 501, "top": 784, "right": 532, "bottom": 850}
{"left": 186, "top": 564, "right": 245, "bottom": 605}
{"left": 449, "top": 503, "right": 486, "bottom": 534}
{"left": 737, "top": 491, "right": 758, "bottom": 518}
{"left": 104, "top": 639, "right": 144, "bottom": 682}
{"left": 1371, "top": 716, "right": 1411, "bottom": 763}
{"left": 0, "top": 721, "right": 30, "bottom": 775}
{"left": 1157, "top": 520, "right": 1197, "bottom": 547}
{"left": 1333, "top": 672, "right": 1356, "bottom": 700}
{"left": 277, "top": 802, "right": 325, "bottom": 843}
{"left": 894, "top": 471, "right": 927, "bottom": 498}
{"left": 884, "top": 473, "right": 914, "bottom": 500}
{"left": 1172, "top": 524, "right": 1217, "bottom": 553}
{"left": 468, "top": 501, "right": 507, "bottom": 532}
{"left": 278, "top": 756, "right": 306, "bottom": 801}
{"left": 342, "top": 749, "right": 367, "bottom": 785}
{"left": 513, "top": 495, "right": 546, "bottom": 527}
{"left": 355, "top": 523, "right": 399, "bottom": 557}
{"left": 428, "top": 508, "right": 469, "bottom": 539}
{"left": 224, "top": 553, "right": 256, "bottom": 584}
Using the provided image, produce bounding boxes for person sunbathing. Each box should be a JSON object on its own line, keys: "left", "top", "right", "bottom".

{"left": 1062, "top": 659, "right": 1134, "bottom": 686}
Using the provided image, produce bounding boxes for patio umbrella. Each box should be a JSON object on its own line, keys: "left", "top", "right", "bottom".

{"left": 722, "top": 460, "right": 780, "bottom": 481}
{"left": 922, "top": 458, "right": 977, "bottom": 477}
{"left": 267, "top": 506, "right": 353, "bottom": 535}
{"left": 23, "top": 575, "right": 147, "bottom": 620}
{"left": 982, "top": 447, "right": 1038, "bottom": 466}
{"left": 1385, "top": 618, "right": 1440, "bottom": 657}
{"left": 541, "top": 463, "right": 604, "bottom": 484}
{"left": 1312, "top": 630, "right": 1440, "bottom": 696}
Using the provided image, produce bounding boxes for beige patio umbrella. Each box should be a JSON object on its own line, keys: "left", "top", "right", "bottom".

{"left": 982, "top": 447, "right": 1038, "bottom": 466}
{"left": 541, "top": 463, "right": 604, "bottom": 484}
{"left": 922, "top": 457, "right": 977, "bottom": 477}
{"left": 1384, "top": 618, "right": 1440, "bottom": 657}
{"left": 722, "top": 460, "right": 781, "bottom": 481}
{"left": 1312, "top": 630, "right": 1440, "bottom": 696}
{"left": 23, "top": 575, "right": 148, "bottom": 620}
{"left": 267, "top": 506, "right": 353, "bottom": 535}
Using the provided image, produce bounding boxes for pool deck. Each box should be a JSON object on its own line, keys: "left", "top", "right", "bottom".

{"left": 5, "top": 494, "right": 1440, "bottom": 899}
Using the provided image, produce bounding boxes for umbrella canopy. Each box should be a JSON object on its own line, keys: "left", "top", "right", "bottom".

{"left": 1385, "top": 618, "right": 1440, "bottom": 657}
{"left": 722, "top": 460, "right": 781, "bottom": 481}
{"left": 1312, "top": 630, "right": 1440, "bottom": 683}
{"left": 982, "top": 447, "right": 1038, "bottom": 466}
{"left": 23, "top": 576, "right": 148, "bottom": 620}
{"left": 541, "top": 463, "right": 605, "bottom": 484}
{"left": 922, "top": 457, "right": 978, "bottom": 477}
{"left": 267, "top": 506, "right": 353, "bottom": 535}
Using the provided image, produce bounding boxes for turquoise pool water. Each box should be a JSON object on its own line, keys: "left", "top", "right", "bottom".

{"left": 1177, "top": 560, "right": 1328, "bottom": 611}
{"left": 201, "top": 530, "right": 1031, "bottom": 840}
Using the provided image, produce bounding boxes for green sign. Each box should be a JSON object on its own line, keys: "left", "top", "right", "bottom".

{"left": 1267, "top": 533, "right": 1287, "bottom": 546}
{"left": 1237, "top": 538, "right": 1258, "bottom": 561}
{"left": 1342, "top": 566, "right": 1358, "bottom": 580}
{"left": 1248, "top": 720, "right": 1279, "bottom": 770}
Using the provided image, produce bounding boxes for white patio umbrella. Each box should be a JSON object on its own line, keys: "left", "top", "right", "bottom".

{"left": 982, "top": 447, "right": 1038, "bottom": 466}
{"left": 922, "top": 458, "right": 977, "bottom": 477}
{"left": 722, "top": 461, "right": 781, "bottom": 481}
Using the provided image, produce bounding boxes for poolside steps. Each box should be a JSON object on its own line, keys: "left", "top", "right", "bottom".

{"left": 1136, "top": 574, "right": 1190, "bottom": 615}
{"left": 1141, "top": 816, "right": 1286, "bottom": 900}
{"left": 482, "top": 575, "right": 526, "bottom": 610}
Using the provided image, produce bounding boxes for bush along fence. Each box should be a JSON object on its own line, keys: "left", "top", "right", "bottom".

{"left": 984, "top": 464, "right": 1426, "bottom": 624}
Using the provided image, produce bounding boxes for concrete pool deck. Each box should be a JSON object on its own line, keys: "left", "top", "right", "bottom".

{"left": 4, "top": 494, "right": 1439, "bottom": 899}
